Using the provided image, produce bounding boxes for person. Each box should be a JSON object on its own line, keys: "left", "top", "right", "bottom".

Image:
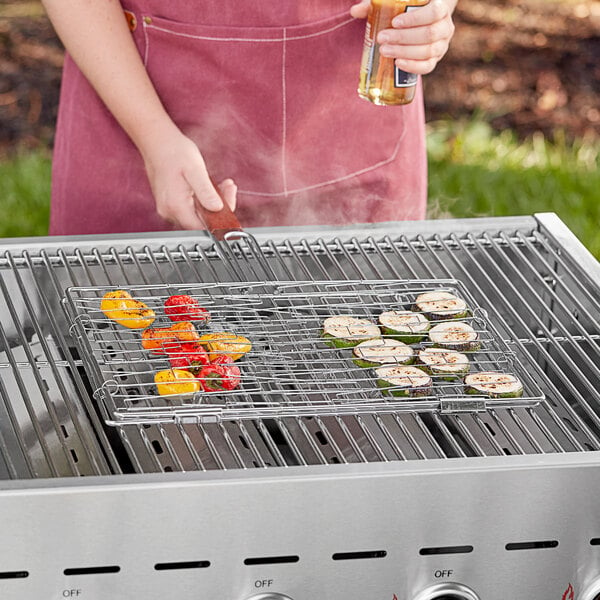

{"left": 41, "top": 0, "right": 457, "bottom": 235}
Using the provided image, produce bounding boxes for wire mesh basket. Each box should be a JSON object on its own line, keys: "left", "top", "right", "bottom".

{"left": 63, "top": 279, "right": 545, "bottom": 425}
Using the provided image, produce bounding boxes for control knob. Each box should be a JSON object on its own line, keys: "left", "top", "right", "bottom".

{"left": 413, "top": 582, "right": 480, "bottom": 600}
{"left": 580, "top": 578, "right": 600, "bottom": 600}
{"left": 245, "top": 595, "right": 294, "bottom": 600}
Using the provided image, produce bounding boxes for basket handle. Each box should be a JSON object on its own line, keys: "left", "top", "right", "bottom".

{"left": 193, "top": 175, "right": 248, "bottom": 241}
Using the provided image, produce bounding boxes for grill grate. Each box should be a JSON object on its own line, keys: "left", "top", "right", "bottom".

{"left": 1, "top": 216, "right": 599, "bottom": 476}
{"left": 64, "top": 280, "right": 544, "bottom": 425}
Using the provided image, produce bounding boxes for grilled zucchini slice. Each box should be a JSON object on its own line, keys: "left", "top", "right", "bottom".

{"left": 375, "top": 365, "right": 433, "bottom": 398}
{"left": 428, "top": 321, "right": 481, "bottom": 352}
{"left": 378, "top": 310, "right": 430, "bottom": 344}
{"left": 464, "top": 372, "right": 524, "bottom": 398}
{"left": 353, "top": 338, "right": 414, "bottom": 368}
{"left": 418, "top": 348, "right": 470, "bottom": 380}
{"left": 322, "top": 316, "right": 381, "bottom": 348}
{"left": 414, "top": 291, "right": 469, "bottom": 321}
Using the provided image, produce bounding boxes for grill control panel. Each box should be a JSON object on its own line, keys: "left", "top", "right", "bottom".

{"left": 0, "top": 458, "right": 599, "bottom": 600}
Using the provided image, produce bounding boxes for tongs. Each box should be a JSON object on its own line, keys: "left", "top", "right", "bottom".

{"left": 194, "top": 191, "right": 275, "bottom": 280}
{"left": 195, "top": 193, "right": 247, "bottom": 242}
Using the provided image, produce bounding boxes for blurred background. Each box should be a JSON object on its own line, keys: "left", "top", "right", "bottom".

{"left": 0, "top": 0, "right": 599, "bottom": 254}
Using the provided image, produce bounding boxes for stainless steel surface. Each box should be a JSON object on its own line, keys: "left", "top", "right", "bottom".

{"left": 413, "top": 582, "right": 480, "bottom": 600}
{"left": 0, "top": 213, "right": 599, "bottom": 600}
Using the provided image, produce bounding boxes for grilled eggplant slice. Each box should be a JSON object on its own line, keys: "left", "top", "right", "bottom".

{"left": 375, "top": 365, "right": 433, "bottom": 398}
{"left": 428, "top": 321, "right": 481, "bottom": 352}
{"left": 322, "top": 316, "right": 381, "bottom": 348}
{"left": 464, "top": 372, "right": 524, "bottom": 398}
{"left": 414, "top": 291, "right": 469, "bottom": 321}
{"left": 378, "top": 310, "right": 430, "bottom": 344}
{"left": 353, "top": 338, "right": 414, "bottom": 368}
{"left": 418, "top": 348, "right": 470, "bottom": 380}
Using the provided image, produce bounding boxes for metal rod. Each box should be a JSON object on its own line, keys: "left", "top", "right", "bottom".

{"left": 14, "top": 251, "right": 110, "bottom": 475}
{"left": 40, "top": 249, "right": 122, "bottom": 472}
{"left": 444, "top": 231, "right": 598, "bottom": 448}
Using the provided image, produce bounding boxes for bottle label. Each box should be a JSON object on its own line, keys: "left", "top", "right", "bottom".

{"left": 394, "top": 5, "right": 422, "bottom": 88}
{"left": 394, "top": 69, "right": 418, "bottom": 88}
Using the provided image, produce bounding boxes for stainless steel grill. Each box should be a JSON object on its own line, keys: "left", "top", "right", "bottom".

{"left": 1, "top": 213, "right": 599, "bottom": 478}
{"left": 2, "top": 213, "right": 600, "bottom": 600}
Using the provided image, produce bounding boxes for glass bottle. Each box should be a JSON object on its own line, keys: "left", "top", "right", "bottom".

{"left": 358, "top": 0, "right": 429, "bottom": 106}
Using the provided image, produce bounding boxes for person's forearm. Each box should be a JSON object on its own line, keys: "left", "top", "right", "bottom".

{"left": 41, "top": 0, "right": 177, "bottom": 155}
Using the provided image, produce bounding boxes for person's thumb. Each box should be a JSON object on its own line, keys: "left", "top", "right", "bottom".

{"left": 350, "top": 0, "right": 370, "bottom": 18}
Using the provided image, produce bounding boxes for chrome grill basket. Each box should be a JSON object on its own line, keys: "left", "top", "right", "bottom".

{"left": 64, "top": 279, "right": 545, "bottom": 425}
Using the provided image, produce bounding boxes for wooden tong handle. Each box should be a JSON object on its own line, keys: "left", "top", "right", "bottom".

{"left": 194, "top": 185, "right": 244, "bottom": 241}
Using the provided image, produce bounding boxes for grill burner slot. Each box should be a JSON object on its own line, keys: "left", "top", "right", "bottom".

{"left": 63, "top": 566, "right": 121, "bottom": 576}
{"left": 154, "top": 561, "right": 210, "bottom": 571}
{"left": 0, "top": 571, "right": 29, "bottom": 579}
{"left": 244, "top": 556, "right": 300, "bottom": 566}
{"left": 419, "top": 545, "right": 474, "bottom": 556}
{"left": 332, "top": 550, "right": 387, "bottom": 561}
{"left": 505, "top": 540, "right": 559, "bottom": 551}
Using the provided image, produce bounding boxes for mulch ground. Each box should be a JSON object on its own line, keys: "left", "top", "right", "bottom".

{"left": 0, "top": 0, "right": 599, "bottom": 156}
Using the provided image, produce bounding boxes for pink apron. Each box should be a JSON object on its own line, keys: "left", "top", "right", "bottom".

{"left": 49, "top": 0, "right": 427, "bottom": 235}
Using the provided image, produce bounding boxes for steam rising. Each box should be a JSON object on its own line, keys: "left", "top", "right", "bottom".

{"left": 185, "top": 105, "right": 425, "bottom": 228}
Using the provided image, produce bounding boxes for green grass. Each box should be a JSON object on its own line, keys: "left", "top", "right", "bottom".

{"left": 427, "top": 119, "right": 600, "bottom": 258}
{"left": 1, "top": 121, "right": 599, "bottom": 259}
{"left": 0, "top": 151, "right": 51, "bottom": 237}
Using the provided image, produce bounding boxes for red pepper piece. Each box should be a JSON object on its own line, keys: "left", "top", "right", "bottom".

{"left": 166, "top": 344, "right": 210, "bottom": 375}
{"left": 197, "top": 360, "right": 241, "bottom": 392}
{"left": 164, "top": 295, "right": 210, "bottom": 323}
{"left": 211, "top": 354, "right": 235, "bottom": 365}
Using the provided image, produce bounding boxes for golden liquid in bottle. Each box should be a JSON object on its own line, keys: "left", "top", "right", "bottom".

{"left": 358, "top": 0, "right": 429, "bottom": 106}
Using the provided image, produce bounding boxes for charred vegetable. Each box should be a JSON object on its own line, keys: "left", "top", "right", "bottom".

{"left": 464, "top": 372, "right": 524, "bottom": 398}
{"left": 375, "top": 365, "right": 433, "bottom": 398}
{"left": 197, "top": 355, "right": 242, "bottom": 392}
{"left": 418, "top": 348, "right": 470, "bottom": 380}
{"left": 164, "top": 294, "right": 210, "bottom": 324}
{"left": 353, "top": 338, "right": 414, "bottom": 368}
{"left": 142, "top": 321, "right": 201, "bottom": 354}
{"left": 378, "top": 310, "right": 430, "bottom": 343}
{"left": 101, "top": 290, "right": 156, "bottom": 329}
{"left": 154, "top": 369, "right": 201, "bottom": 396}
{"left": 322, "top": 316, "right": 381, "bottom": 348}
{"left": 414, "top": 291, "right": 469, "bottom": 321}
{"left": 198, "top": 332, "right": 252, "bottom": 361}
{"left": 428, "top": 321, "right": 481, "bottom": 352}
{"left": 166, "top": 343, "right": 210, "bottom": 375}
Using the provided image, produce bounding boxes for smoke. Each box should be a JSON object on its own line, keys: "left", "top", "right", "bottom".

{"left": 174, "top": 70, "right": 425, "bottom": 229}
{"left": 183, "top": 101, "right": 426, "bottom": 229}
{"left": 426, "top": 195, "right": 458, "bottom": 221}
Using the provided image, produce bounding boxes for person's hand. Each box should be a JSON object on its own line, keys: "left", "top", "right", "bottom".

{"left": 140, "top": 126, "right": 237, "bottom": 230}
{"left": 350, "top": 0, "right": 456, "bottom": 75}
